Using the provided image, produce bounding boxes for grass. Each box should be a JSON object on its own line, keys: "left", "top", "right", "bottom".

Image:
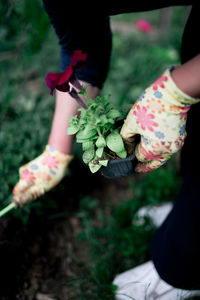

{"left": 66, "top": 162, "right": 181, "bottom": 299}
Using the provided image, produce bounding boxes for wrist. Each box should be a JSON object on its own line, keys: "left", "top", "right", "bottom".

{"left": 153, "top": 68, "right": 200, "bottom": 107}
{"left": 171, "top": 67, "right": 198, "bottom": 98}
{"left": 170, "top": 55, "right": 200, "bottom": 98}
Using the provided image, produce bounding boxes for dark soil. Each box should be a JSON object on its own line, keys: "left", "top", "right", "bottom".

{"left": 0, "top": 159, "right": 133, "bottom": 300}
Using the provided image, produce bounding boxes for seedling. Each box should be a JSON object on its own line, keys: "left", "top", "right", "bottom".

{"left": 67, "top": 87, "right": 127, "bottom": 173}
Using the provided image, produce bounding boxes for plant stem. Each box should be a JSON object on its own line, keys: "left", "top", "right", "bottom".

{"left": 97, "top": 128, "right": 101, "bottom": 136}
{"left": 0, "top": 202, "right": 15, "bottom": 218}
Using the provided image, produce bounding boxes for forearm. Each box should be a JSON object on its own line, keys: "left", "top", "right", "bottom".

{"left": 48, "top": 84, "right": 100, "bottom": 154}
{"left": 171, "top": 54, "right": 200, "bottom": 98}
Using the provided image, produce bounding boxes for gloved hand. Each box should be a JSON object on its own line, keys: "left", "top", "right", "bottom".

{"left": 120, "top": 67, "right": 200, "bottom": 173}
{"left": 12, "top": 145, "right": 73, "bottom": 207}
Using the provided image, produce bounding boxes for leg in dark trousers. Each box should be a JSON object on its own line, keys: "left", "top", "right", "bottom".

{"left": 150, "top": 1, "right": 200, "bottom": 290}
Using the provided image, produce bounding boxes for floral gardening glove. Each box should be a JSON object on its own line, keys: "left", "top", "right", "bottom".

{"left": 12, "top": 145, "right": 73, "bottom": 207}
{"left": 120, "top": 67, "right": 200, "bottom": 173}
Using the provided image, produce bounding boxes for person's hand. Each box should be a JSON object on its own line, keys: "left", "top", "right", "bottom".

{"left": 12, "top": 145, "right": 73, "bottom": 207}
{"left": 120, "top": 67, "right": 200, "bottom": 173}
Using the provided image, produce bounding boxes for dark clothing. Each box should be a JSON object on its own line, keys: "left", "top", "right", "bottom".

{"left": 43, "top": 0, "right": 200, "bottom": 290}
{"left": 150, "top": 172, "right": 200, "bottom": 290}
{"left": 43, "top": 0, "right": 199, "bottom": 87}
{"left": 42, "top": 1, "right": 112, "bottom": 88}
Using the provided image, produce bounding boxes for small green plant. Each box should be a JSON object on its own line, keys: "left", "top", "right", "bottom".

{"left": 67, "top": 88, "right": 127, "bottom": 173}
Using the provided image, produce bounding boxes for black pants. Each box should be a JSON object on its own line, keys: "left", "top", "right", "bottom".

{"left": 43, "top": 0, "right": 200, "bottom": 290}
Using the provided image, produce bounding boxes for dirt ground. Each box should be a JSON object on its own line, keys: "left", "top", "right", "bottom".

{"left": 0, "top": 158, "right": 133, "bottom": 300}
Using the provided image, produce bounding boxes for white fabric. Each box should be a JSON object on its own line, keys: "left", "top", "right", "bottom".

{"left": 133, "top": 202, "right": 173, "bottom": 227}
{"left": 113, "top": 261, "right": 200, "bottom": 300}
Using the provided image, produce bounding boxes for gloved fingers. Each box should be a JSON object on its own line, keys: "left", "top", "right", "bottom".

{"left": 134, "top": 138, "right": 171, "bottom": 173}
{"left": 13, "top": 180, "right": 32, "bottom": 197}
{"left": 13, "top": 164, "right": 38, "bottom": 198}
{"left": 12, "top": 169, "right": 57, "bottom": 206}
{"left": 120, "top": 123, "right": 138, "bottom": 143}
{"left": 120, "top": 104, "right": 140, "bottom": 143}
{"left": 13, "top": 185, "right": 46, "bottom": 207}
{"left": 135, "top": 158, "right": 168, "bottom": 173}
{"left": 120, "top": 117, "right": 140, "bottom": 156}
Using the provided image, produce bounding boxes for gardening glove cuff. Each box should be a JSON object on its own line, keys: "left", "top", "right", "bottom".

{"left": 120, "top": 67, "right": 200, "bottom": 173}
{"left": 12, "top": 144, "right": 73, "bottom": 207}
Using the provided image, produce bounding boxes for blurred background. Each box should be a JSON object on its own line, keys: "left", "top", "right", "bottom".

{"left": 0, "top": 2, "right": 191, "bottom": 299}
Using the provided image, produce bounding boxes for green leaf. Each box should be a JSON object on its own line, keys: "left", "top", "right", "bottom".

{"left": 95, "top": 117, "right": 101, "bottom": 125}
{"left": 88, "top": 161, "right": 102, "bottom": 173}
{"left": 99, "top": 159, "right": 108, "bottom": 167}
{"left": 116, "top": 149, "right": 127, "bottom": 158}
{"left": 68, "top": 114, "right": 79, "bottom": 124}
{"left": 99, "top": 115, "right": 108, "bottom": 124}
{"left": 106, "top": 131, "right": 125, "bottom": 153}
{"left": 76, "top": 128, "right": 97, "bottom": 140}
{"left": 68, "top": 115, "right": 75, "bottom": 123}
{"left": 84, "top": 124, "right": 96, "bottom": 134}
{"left": 107, "top": 109, "right": 120, "bottom": 119}
{"left": 82, "top": 148, "right": 95, "bottom": 164}
{"left": 79, "top": 119, "right": 87, "bottom": 125}
{"left": 82, "top": 141, "right": 94, "bottom": 151}
{"left": 76, "top": 135, "right": 97, "bottom": 143}
{"left": 108, "top": 118, "right": 115, "bottom": 124}
{"left": 96, "top": 136, "right": 106, "bottom": 147}
{"left": 78, "top": 85, "right": 89, "bottom": 98}
{"left": 96, "top": 147, "right": 104, "bottom": 158}
{"left": 67, "top": 124, "right": 79, "bottom": 135}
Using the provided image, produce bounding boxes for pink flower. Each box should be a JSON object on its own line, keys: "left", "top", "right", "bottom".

{"left": 153, "top": 75, "right": 168, "bottom": 91}
{"left": 43, "top": 154, "right": 58, "bottom": 169}
{"left": 135, "top": 19, "right": 153, "bottom": 33}
{"left": 133, "top": 105, "right": 158, "bottom": 131}
{"left": 21, "top": 169, "right": 36, "bottom": 184}
{"left": 46, "top": 50, "right": 87, "bottom": 96}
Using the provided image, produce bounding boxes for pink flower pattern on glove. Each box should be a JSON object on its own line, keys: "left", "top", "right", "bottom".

{"left": 21, "top": 169, "right": 36, "bottom": 184}
{"left": 139, "top": 146, "right": 164, "bottom": 162}
{"left": 43, "top": 153, "right": 58, "bottom": 169}
{"left": 133, "top": 105, "right": 158, "bottom": 132}
{"left": 153, "top": 75, "right": 168, "bottom": 91}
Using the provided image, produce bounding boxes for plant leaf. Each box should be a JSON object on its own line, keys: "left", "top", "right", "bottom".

{"left": 76, "top": 135, "right": 97, "bottom": 143}
{"left": 67, "top": 123, "right": 79, "bottom": 135}
{"left": 99, "top": 159, "right": 108, "bottom": 166}
{"left": 99, "top": 115, "right": 108, "bottom": 124}
{"left": 76, "top": 128, "right": 97, "bottom": 140}
{"left": 96, "top": 147, "right": 104, "bottom": 158}
{"left": 88, "top": 161, "right": 102, "bottom": 173}
{"left": 107, "top": 109, "right": 120, "bottom": 119}
{"left": 96, "top": 136, "right": 106, "bottom": 148}
{"left": 82, "top": 148, "right": 95, "bottom": 164}
{"left": 82, "top": 141, "right": 94, "bottom": 151}
{"left": 108, "top": 118, "right": 115, "bottom": 124}
{"left": 106, "top": 131, "right": 125, "bottom": 153}
{"left": 84, "top": 124, "right": 95, "bottom": 134}
{"left": 116, "top": 149, "right": 127, "bottom": 158}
